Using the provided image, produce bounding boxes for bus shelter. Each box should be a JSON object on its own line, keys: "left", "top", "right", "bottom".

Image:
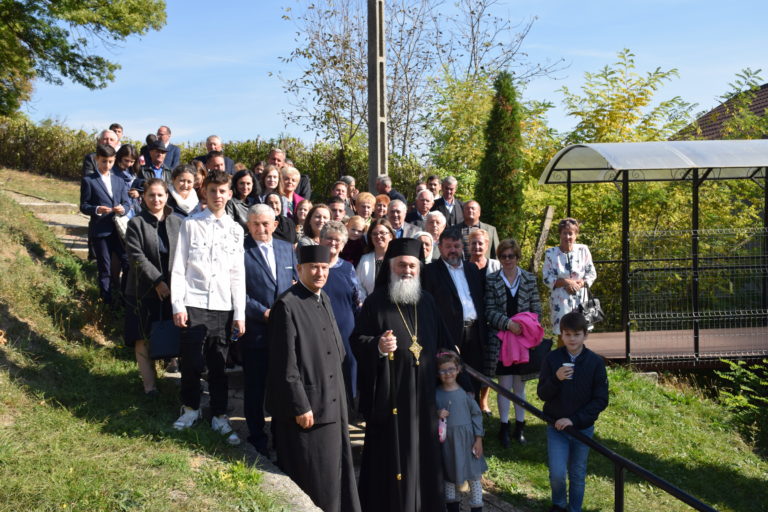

{"left": 539, "top": 140, "right": 768, "bottom": 366}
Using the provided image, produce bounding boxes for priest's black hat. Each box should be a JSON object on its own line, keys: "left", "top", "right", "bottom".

{"left": 384, "top": 238, "right": 424, "bottom": 261}
{"left": 298, "top": 244, "right": 331, "bottom": 264}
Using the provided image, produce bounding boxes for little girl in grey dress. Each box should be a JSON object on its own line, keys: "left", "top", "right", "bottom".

{"left": 436, "top": 350, "right": 488, "bottom": 512}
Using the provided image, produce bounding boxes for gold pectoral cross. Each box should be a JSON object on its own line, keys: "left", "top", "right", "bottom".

{"left": 409, "top": 336, "right": 422, "bottom": 365}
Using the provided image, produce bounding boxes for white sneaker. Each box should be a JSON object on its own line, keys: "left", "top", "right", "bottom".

{"left": 211, "top": 414, "right": 241, "bottom": 446}
{"left": 173, "top": 406, "right": 201, "bottom": 430}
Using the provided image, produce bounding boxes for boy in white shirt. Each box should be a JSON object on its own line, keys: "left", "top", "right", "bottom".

{"left": 171, "top": 170, "right": 246, "bottom": 445}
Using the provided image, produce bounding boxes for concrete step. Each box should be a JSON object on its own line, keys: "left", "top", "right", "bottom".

{"left": 3, "top": 190, "right": 79, "bottom": 214}
{"left": 35, "top": 213, "right": 89, "bottom": 237}
{"left": 58, "top": 234, "right": 89, "bottom": 260}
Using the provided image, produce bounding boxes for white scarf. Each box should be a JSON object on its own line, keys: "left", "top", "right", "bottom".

{"left": 169, "top": 186, "right": 199, "bottom": 214}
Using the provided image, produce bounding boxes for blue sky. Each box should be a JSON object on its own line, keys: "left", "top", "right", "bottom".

{"left": 23, "top": 0, "right": 768, "bottom": 146}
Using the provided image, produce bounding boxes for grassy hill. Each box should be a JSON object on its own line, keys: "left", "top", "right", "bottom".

{"left": 0, "top": 184, "right": 284, "bottom": 511}
{"left": 0, "top": 168, "right": 765, "bottom": 511}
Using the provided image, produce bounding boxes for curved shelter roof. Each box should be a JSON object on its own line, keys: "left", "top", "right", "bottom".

{"left": 539, "top": 140, "right": 768, "bottom": 184}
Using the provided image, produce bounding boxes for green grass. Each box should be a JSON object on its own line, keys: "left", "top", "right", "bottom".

{"left": 482, "top": 368, "right": 768, "bottom": 511}
{"left": 0, "top": 191, "right": 284, "bottom": 511}
{"left": 0, "top": 167, "right": 80, "bottom": 204}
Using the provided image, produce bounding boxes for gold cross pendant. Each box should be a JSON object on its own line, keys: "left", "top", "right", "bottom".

{"left": 409, "top": 336, "right": 422, "bottom": 365}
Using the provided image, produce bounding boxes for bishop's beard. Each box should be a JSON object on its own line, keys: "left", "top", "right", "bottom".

{"left": 388, "top": 271, "right": 421, "bottom": 305}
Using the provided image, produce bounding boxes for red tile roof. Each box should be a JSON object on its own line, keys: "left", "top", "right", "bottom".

{"left": 674, "top": 83, "right": 768, "bottom": 140}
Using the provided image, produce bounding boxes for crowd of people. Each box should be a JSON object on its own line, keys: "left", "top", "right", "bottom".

{"left": 79, "top": 124, "right": 608, "bottom": 512}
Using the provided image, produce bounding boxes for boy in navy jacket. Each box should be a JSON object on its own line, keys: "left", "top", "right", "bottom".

{"left": 538, "top": 312, "right": 608, "bottom": 512}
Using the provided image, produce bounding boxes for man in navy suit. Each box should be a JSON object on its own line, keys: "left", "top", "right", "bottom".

{"left": 156, "top": 125, "right": 181, "bottom": 170}
{"left": 80, "top": 144, "right": 131, "bottom": 303}
{"left": 241, "top": 203, "right": 298, "bottom": 455}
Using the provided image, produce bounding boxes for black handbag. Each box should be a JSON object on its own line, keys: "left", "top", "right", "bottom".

{"left": 577, "top": 285, "right": 605, "bottom": 328}
{"left": 149, "top": 319, "right": 180, "bottom": 360}
{"left": 514, "top": 337, "right": 553, "bottom": 375}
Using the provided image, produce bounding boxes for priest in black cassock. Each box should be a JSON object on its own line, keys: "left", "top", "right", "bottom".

{"left": 266, "top": 245, "right": 361, "bottom": 512}
{"left": 353, "top": 238, "right": 451, "bottom": 512}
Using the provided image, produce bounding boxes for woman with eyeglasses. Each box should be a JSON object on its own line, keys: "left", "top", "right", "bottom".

{"left": 484, "top": 238, "right": 542, "bottom": 447}
{"left": 542, "top": 217, "right": 597, "bottom": 339}
{"left": 355, "top": 218, "right": 395, "bottom": 298}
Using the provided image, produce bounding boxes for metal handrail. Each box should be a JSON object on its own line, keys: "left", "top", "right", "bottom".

{"left": 463, "top": 364, "right": 719, "bottom": 512}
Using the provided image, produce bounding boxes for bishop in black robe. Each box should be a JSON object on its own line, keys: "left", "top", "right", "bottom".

{"left": 353, "top": 239, "right": 452, "bottom": 512}
{"left": 266, "top": 246, "right": 361, "bottom": 512}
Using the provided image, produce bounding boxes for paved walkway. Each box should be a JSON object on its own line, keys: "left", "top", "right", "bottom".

{"left": 5, "top": 188, "right": 525, "bottom": 512}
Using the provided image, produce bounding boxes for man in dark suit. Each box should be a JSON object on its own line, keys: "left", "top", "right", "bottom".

{"left": 430, "top": 175, "right": 464, "bottom": 227}
{"left": 156, "top": 125, "right": 181, "bottom": 170}
{"left": 405, "top": 188, "right": 434, "bottom": 229}
{"left": 81, "top": 129, "right": 119, "bottom": 176}
{"left": 375, "top": 175, "right": 406, "bottom": 203}
{"left": 451, "top": 200, "right": 501, "bottom": 260}
{"left": 266, "top": 245, "right": 360, "bottom": 511}
{"left": 193, "top": 135, "right": 235, "bottom": 174}
{"left": 422, "top": 230, "right": 486, "bottom": 393}
{"left": 242, "top": 203, "right": 298, "bottom": 455}
{"left": 79, "top": 144, "right": 131, "bottom": 303}
{"left": 387, "top": 199, "right": 419, "bottom": 239}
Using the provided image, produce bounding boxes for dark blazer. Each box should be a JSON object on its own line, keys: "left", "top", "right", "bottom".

{"left": 405, "top": 209, "right": 427, "bottom": 228}
{"left": 242, "top": 236, "right": 298, "bottom": 348}
{"left": 81, "top": 152, "right": 97, "bottom": 177}
{"left": 297, "top": 173, "right": 312, "bottom": 200}
{"left": 422, "top": 259, "right": 486, "bottom": 371}
{"left": 388, "top": 188, "right": 407, "bottom": 203}
{"left": 124, "top": 207, "right": 181, "bottom": 298}
{"left": 193, "top": 154, "right": 235, "bottom": 174}
{"left": 164, "top": 143, "right": 181, "bottom": 170}
{"left": 80, "top": 172, "right": 131, "bottom": 238}
{"left": 266, "top": 283, "right": 346, "bottom": 423}
{"left": 484, "top": 267, "right": 542, "bottom": 376}
{"left": 431, "top": 197, "right": 464, "bottom": 227}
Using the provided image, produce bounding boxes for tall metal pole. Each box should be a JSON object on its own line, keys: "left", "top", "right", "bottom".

{"left": 367, "top": 0, "right": 388, "bottom": 192}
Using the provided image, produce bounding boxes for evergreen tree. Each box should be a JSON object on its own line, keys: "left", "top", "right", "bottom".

{"left": 476, "top": 71, "right": 525, "bottom": 239}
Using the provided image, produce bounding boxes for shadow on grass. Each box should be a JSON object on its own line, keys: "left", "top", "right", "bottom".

{"left": 483, "top": 418, "right": 765, "bottom": 512}
{"left": 0, "top": 300, "right": 260, "bottom": 469}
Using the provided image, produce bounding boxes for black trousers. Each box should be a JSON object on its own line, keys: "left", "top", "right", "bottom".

{"left": 241, "top": 341, "right": 269, "bottom": 452}
{"left": 179, "top": 307, "right": 232, "bottom": 416}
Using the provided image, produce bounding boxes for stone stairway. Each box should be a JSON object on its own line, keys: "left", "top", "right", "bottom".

{"left": 3, "top": 190, "right": 90, "bottom": 259}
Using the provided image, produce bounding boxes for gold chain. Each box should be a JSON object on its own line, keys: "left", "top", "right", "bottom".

{"left": 395, "top": 302, "right": 422, "bottom": 365}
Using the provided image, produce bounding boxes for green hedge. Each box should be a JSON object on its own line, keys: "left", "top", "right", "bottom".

{"left": 0, "top": 116, "right": 95, "bottom": 181}
{"left": 0, "top": 116, "right": 427, "bottom": 201}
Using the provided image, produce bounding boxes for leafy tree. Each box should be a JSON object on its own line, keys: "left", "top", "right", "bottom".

{"left": 560, "top": 49, "right": 694, "bottom": 144}
{"left": 476, "top": 71, "right": 525, "bottom": 237}
{"left": 429, "top": 70, "right": 495, "bottom": 199}
{"left": 0, "top": 0, "right": 167, "bottom": 116}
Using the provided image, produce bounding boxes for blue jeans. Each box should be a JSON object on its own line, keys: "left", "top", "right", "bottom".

{"left": 546, "top": 424, "right": 594, "bottom": 512}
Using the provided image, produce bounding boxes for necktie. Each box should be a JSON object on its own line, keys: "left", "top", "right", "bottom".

{"left": 261, "top": 244, "right": 275, "bottom": 280}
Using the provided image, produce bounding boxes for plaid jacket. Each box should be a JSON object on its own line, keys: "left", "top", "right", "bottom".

{"left": 483, "top": 268, "right": 542, "bottom": 376}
